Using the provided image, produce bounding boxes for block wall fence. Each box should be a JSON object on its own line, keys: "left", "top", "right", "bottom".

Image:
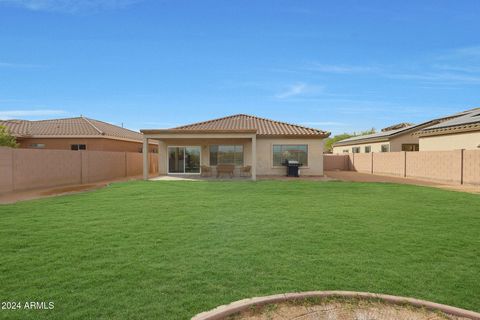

{"left": 324, "top": 150, "right": 480, "bottom": 185}
{"left": 0, "top": 147, "right": 158, "bottom": 193}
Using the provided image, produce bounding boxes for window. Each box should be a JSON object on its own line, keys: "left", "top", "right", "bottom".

{"left": 210, "top": 145, "right": 244, "bottom": 166}
{"left": 273, "top": 144, "right": 308, "bottom": 166}
{"left": 364, "top": 146, "right": 371, "bottom": 153}
{"left": 71, "top": 144, "right": 86, "bottom": 151}
{"left": 30, "top": 143, "right": 45, "bottom": 149}
{"left": 352, "top": 147, "right": 360, "bottom": 153}
{"left": 343, "top": 149, "right": 349, "bottom": 153}
{"left": 402, "top": 144, "right": 419, "bottom": 151}
{"left": 381, "top": 144, "right": 389, "bottom": 152}
{"left": 139, "top": 147, "right": 159, "bottom": 153}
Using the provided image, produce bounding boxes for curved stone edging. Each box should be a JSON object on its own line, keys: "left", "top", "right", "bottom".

{"left": 192, "top": 291, "right": 480, "bottom": 320}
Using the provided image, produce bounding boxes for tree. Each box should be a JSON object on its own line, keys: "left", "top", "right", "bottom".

{"left": 0, "top": 125, "right": 18, "bottom": 148}
{"left": 353, "top": 127, "right": 376, "bottom": 136}
{"left": 324, "top": 133, "right": 353, "bottom": 152}
{"left": 324, "top": 128, "right": 376, "bottom": 153}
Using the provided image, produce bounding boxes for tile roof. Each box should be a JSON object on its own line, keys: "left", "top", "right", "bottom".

{"left": 170, "top": 114, "right": 330, "bottom": 137}
{"left": 0, "top": 117, "right": 144, "bottom": 142}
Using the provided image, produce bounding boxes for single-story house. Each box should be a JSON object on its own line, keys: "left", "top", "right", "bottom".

{"left": 415, "top": 108, "right": 480, "bottom": 151}
{"left": 332, "top": 123, "right": 429, "bottom": 154}
{"left": 332, "top": 108, "right": 480, "bottom": 154}
{"left": 0, "top": 116, "right": 158, "bottom": 152}
{"left": 141, "top": 114, "right": 330, "bottom": 180}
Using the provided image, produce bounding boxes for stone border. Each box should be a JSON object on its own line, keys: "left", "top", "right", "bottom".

{"left": 192, "top": 291, "right": 480, "bottom": 320}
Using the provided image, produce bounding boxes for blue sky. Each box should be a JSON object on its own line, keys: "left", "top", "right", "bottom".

{"left": 0, "top": 0, "right": 479, "bottom": 135}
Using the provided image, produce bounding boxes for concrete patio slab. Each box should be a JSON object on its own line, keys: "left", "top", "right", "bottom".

{"left": 150, "top": 176, "right": 200, "bottom": 181}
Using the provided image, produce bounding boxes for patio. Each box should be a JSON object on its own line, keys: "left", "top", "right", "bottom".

{"left": 150, "top": 175, "right": 252, "bottom": 181}
{"left": 141, "top": 131, "right": 258, "bottom": 180}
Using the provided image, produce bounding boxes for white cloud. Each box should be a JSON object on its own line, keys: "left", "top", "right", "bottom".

{"left": 275, "top": 82, "right": 324, "bottom": 99}
{"left": 433, "top": 64, "right": 480, "bottom": 73}
{"left": 307, "top": 63, "right": 378, "bottom": 74}
{"left": 0, "top": 0, "right": 142, "bottom": 13}
{"left": 276, "top": 83, "right": 307, "bottom": 99}
{"left": 449, "top": 46, "right": 480, "bottom": 58}
{"left": 0, "top": 109, "right": 67, "bottom": 119}
{"left": 387, "top": 72, "right": 480, "bottom": 84}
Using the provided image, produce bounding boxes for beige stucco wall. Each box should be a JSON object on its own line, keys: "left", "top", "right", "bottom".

{"left": 419, "top": 131, "right": 480, "bottom": 151}
{"left": 333, "top": 141, "right": 390, "bottom": 154}
{"left": 156, "top": 138, "right": 253, "bottom": 175}
{"left": 256, "top": 138, "right": 324, "bottom": 176}
{"left": 154, "top": 137, "right": 325, "bottom": 176}
{"left": 389, "top": 134, "right": 420, "bottom": 151}
{"left": 332, "top": 132, "right": 420, "bottom": 154}
{"left": 18, "top": 137, "right": 158, "bottom": 153}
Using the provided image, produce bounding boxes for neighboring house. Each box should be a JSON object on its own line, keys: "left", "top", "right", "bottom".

{"left": 141, "top": 114, "right": 330, "bottom": 180}
{"left": 415, "top": 108, "right": 480, "bottom": 151}
{"left": 332, "top": 123, "right": 427, "bottom": 154}
{"left": 332, "top": 107, "right": 480, "bottom": 154}
{"left": 0, "top": 116, "right": 158, "bottom": 152}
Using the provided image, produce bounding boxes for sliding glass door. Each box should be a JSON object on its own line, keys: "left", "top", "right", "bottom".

{"left": 168, "top": 146, "right": 201, "bottom": 174}
{"left": 168, "top": 147, "right": 184, "bottom": 173}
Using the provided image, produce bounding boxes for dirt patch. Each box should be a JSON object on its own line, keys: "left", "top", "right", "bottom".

{"left": 257, "top": 175, "right": 334, "bottom": 181}
{"left": 0, "top": 175, "right": 146, "bottom": 204}
{"left": 38, "top": 184, "right": 103, "bottom": 196}
{"left": 325, "top": 170, "right": 480, "bottom": 194}
{"left": 228, "top": 298, "right": 470, "bottom": 320}
{"left": 0, "top": 183, "right": 109, "bottom": 204}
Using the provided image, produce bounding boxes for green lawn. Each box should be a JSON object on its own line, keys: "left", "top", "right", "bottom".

{"left": 0, "top": 180, "right": 479, "bottom": 319}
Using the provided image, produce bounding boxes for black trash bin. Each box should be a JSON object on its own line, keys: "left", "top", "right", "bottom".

{"left": 284, "top": 160, "right": 301, "bottom": 177}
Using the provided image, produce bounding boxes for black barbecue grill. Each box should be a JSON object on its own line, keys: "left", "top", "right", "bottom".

{"left": 284, "top": 160, "right": 301, "bottom": 177}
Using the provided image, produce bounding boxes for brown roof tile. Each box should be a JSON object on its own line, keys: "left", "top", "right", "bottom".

{"left": 171, "top": 114, "right": 330, "bottom": 137}
{"left": 0, "top": 117, "right": 144, "bottom": 142}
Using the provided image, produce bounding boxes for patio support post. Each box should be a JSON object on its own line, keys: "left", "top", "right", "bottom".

{"left": 143, "top": 137, "right": 149, "bottom": 180}
{"left": 251, "top": 135, "right": 257, "bottom": 181}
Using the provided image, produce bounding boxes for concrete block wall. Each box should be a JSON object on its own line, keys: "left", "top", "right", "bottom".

{"left": 0, "top": 147, "right": 158, "bottom": 193}
{"left": 324, "top": 149, "right": 480, "bottom": 185}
